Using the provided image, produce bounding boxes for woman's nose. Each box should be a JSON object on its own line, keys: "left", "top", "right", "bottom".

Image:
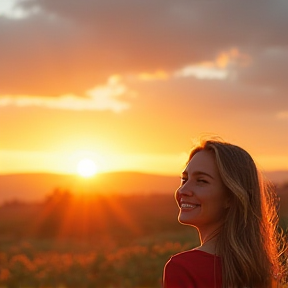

{"left": 176, "top": 184, "right": 194, "bottom": 197}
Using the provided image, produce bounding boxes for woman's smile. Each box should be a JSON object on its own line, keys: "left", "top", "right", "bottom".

{"left": 179, "top": 199, "right": 201, "bottom": 211}
{"left": 180, "top": 203, "right": 200, "bottom": 209}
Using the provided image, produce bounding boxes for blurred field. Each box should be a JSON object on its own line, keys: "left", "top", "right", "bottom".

{"left": 0, "top": 190, "right": 200, "bottom": 288}
{"left": 0, "top": 184, "right": 287, "bottom": 288}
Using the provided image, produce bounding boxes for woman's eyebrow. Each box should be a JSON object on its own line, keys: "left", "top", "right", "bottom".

{"left": 192, "top": 171, "right": 214, "bottom": 179}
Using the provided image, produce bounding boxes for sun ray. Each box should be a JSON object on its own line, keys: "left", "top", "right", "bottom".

{"left": 105, "top": 196, "right": 143, "bottom": 237}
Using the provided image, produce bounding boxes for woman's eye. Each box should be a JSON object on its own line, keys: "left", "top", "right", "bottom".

{"left": 197, "top": 178, "right": 208, "bottom": 183}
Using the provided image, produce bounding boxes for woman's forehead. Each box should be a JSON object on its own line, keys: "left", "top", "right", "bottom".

{"left": 185, "top": 150, "right": 218, "bottom": 176}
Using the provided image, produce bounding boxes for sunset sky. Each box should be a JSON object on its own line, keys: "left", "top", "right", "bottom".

{"left": 0, "top": 0, "right": 287, "bottom": 176}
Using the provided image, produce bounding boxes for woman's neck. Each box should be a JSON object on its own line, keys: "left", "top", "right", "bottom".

{"left": 196, "top": 229, "right": 219, "bottom": 255}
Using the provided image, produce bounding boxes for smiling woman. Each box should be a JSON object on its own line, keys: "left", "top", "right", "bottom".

{"left": 163, "top": 138, "right": 288, "bottom": 288}
{"left": 77, "top": 158, "right": 98, "bottom": 178}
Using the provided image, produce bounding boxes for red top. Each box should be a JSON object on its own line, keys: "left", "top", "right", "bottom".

{"left": 163, "top": 250, "right": 222, "bottom": 288}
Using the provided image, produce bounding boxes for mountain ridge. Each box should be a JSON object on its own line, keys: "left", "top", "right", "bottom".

{"left": 0, "top": 170, "right": 287, "bottom": 204}
{"left": 0, "top": 171, "right": 180, "bottom": 204}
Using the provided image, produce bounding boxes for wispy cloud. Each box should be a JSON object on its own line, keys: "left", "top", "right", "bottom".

{"left": 174, "top": 48, "right": 249, "bottom": 80}
{"left": 0, "top": 0, "right": 40, "bottom": 19}
{"left": 0, "top": 75, "right": 135, "bottom": 112}
{"left": 174, "top": 65, "right": 228, "bottom": 80}
{"left": 135, "top": 48, "right": 249, "bottom": 81}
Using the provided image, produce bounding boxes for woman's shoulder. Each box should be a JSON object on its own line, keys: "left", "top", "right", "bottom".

{"left": 170, "top": 249, "right": 218, "bottom": 263}
{"left": 165, "top": 249, "right": 219, "bottom": 272}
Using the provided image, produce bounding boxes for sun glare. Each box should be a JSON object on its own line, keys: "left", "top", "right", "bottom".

{"left": 77, "top": 158, "right": 98, "bottom": 177}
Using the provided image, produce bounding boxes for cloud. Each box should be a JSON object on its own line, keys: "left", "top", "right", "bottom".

{"left": 1, "top": 1, "right": 288, "bottom": 96}
{"left": 0, "top": 75, "right": 135, "bottom": 112}
{"left": 237, "top": 47, "right": 288, "bottom": 94}
{"left": 137, "top": 48, "right": 249, "bottom": 81}
{"left": 0, "top": 0, "right": 40, "bottom": 19}
{"left": 173, "top": 48, "right": 252, "bottom": 80}
{"left": 174, "top": 65, "right": 228, "bottom": 80}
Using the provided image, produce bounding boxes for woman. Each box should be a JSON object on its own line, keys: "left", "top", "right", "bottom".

{"left": 163, "top": 139, "right": 287, "bottom": 288}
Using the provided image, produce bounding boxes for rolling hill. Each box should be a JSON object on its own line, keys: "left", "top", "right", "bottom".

{"left": 0, "top": 170, "right": 287, "bottom": 204}
{"left": 0, "top": 171, "right": 180, "bottom": 204}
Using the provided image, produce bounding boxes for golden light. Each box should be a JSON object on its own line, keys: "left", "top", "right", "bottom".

{"left": 77, "top": 158, "right": 98, "bottom": 177}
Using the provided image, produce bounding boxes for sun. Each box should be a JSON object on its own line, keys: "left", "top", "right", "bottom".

{"left": 77, "top": 158, "right": 98, "bottom": 177}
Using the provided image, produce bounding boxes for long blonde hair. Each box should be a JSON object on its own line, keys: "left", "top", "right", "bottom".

{"left": 188, "top": 139, "right": 288, "bottom": 288}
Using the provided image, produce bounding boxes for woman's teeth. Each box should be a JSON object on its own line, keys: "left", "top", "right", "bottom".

{"left": 181, "top": 203, "right": 199, "bottom": 209}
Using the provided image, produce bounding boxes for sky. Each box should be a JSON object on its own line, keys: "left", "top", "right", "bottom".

{"left": 0, "top": 0, "right": 288, "bottom": 176}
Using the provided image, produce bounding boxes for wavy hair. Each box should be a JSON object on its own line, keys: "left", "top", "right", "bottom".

{"left": 188, "top": 139, "right": 287, "bottom": 288}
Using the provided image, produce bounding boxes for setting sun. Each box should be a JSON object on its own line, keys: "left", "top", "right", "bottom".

{"left": 77, "top": 158, "right": 98, "bottom": 177}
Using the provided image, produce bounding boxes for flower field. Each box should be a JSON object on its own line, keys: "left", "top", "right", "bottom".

{"left": 0, "top": 240, "right": 192, "bottom": 288}
{"left": 0, "top": 184, "right": 287, "bottom": 288}
{"left": 0, "top": 191, "right": 199, "bottom": 288}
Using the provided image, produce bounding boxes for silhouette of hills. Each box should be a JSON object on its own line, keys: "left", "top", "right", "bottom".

{"left": 262, "top": 170, "right": 288, "bottom": 185}
{"left": 0, "top": 170, "right": 287, "bottom": 204}
{"left": 0, "top": 171, "right": 180, "bottom": 204}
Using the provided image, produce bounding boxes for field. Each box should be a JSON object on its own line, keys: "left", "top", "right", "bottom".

{"left": 0, "top": 190, "right": 200, "bottom": 288}
{"left": 0, "top": 185, "right": 287, "bottom": 288}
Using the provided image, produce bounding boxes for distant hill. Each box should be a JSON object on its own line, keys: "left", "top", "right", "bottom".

{"left": 262, "top": 170, "right": 288, "bottom": 185}
{"left": 0, "top": 170, "right": 287, "bottom": 204}
{"left": 0, "top": 171, "right": 180, "bottom": 204}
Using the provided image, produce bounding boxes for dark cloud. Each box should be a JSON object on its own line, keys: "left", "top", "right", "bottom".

{"left": 0, "top": 0, "right": 288, "bottom": 95}
{"left": 237, "top": 47, "right": 288, "bottom": 95}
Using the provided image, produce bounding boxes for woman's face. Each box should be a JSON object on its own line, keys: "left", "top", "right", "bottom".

{"left": 175, "top": 150, "right": 229, "bottom": 231}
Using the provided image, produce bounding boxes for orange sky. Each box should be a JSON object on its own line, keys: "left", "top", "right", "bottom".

{"left": 0, "top": 1, "right": 288, "bottom": 176}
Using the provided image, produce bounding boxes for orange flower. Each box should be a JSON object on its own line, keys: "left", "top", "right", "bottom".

{"left": 0, "top": 268, "right": 10, "bottom": 281}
